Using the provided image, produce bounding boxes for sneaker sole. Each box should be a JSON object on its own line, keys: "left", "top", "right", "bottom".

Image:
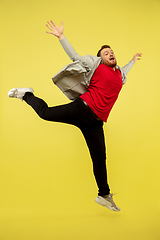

{"left": 94, "top": 196, "right": 120, "bottom": 212}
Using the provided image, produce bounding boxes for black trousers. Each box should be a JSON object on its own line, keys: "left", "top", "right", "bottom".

{"left": 23, "top": 93, "right": 110, "bottom": 196}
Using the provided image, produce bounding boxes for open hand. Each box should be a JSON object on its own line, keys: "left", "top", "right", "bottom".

{"left": 46, "top": 21, "right": 64, "bottom": 39}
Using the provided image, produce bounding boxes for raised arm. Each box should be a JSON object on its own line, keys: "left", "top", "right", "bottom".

{"left": 121, "top": 53, "right": 142, "bottom": 75}
{"left": 46, "top": 21, "right": 82, "bottom": 61}
{"left": 46, "top": 21, "right": 99, "bottom": 69}
{"left": 119, "top": 53, "right": 142, "bottom": 84}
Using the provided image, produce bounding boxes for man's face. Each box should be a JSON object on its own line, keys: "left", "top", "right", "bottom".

{"left": 100, "top": 48, "right": 117, "bottom": 68}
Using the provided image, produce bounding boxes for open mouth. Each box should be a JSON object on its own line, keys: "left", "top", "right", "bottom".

{"left": 110, "top": 57, "right": 115, "bottom": 61}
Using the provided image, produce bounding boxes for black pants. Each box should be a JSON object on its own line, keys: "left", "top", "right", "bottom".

{"left": 23, "top": 93, "right": 110, "bottom": 196}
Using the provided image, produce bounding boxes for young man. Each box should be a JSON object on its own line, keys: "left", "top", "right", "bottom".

{"left": 8, "top": 21, "right": 142, "bottom": 212}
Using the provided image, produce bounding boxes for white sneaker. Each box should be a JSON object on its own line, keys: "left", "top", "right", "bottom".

{"left": 95, "top": 193, "right": 120, "bottom": 212}
{"left": 8, "top": 88, "right": 34, "bottom": 100}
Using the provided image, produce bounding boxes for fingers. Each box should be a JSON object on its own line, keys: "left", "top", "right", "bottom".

{"left": 46, "top": 20, "right": 64, "bottom": 37}
{"left": 46, "top": 20, "right": 54, "bottom": 29}
{"left": 50, "top": 20, "right": 56, "bottom": 27}
{"left": 132, "top": 53, "right": 142, "bottom": 63}
{"left": 138, "top": 53, "right": 142, "bottom": 60}
{"left": 136, "top": 53, "right": 142, "bottom": 57}
{"left": 46, "top": 31, "right": 52, "bottom": 34}
{"left": 46, "top": 20, "right": 63, "bottom": 29}
{"left": 46, "top": 25, "right": 52, "bottom": 31}
{"left": 135, "top": 53, "right": 142, "bottom": 60}
{"left": 46, "top": 20, "right": 56, "bottom": 30}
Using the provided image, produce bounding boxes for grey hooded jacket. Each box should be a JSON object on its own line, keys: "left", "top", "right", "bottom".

{"left": 52, "top": 37, "right": 135, "bottom": 100}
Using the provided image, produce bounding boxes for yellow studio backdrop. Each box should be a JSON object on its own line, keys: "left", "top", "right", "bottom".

{"left": 0, "top": 0, "right": 160, "bottom": 239}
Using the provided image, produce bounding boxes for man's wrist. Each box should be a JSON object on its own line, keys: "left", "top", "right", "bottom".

{"left": 58, "top": 34, "right": 65, "bottom": 41}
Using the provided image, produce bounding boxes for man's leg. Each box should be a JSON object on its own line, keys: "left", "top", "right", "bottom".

{"left": 8, "top": 88, "right": 83, "bottom": 125}
{"left": 80, "top": 121, "right": 110, "bottom": 196}
{"left": 23, "top": 92, "right": 81, "bottom": 125}
{"left": 80, "top": 120, "right": 120, "bottom": 212}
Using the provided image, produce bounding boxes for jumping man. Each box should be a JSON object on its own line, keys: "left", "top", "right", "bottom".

{"left": 8, "top": 21, "right": 142, "bottom": 212}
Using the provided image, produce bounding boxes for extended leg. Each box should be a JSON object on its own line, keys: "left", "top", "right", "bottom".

{"left": 23, "top": 92, "right": 81, "bottom": 125}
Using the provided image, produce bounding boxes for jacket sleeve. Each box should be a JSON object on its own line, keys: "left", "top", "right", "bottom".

{"left": 118, "top": 60, "right": 135, "bottom": 84}
{"left": 121, "top": 60, "right": 135, "bottom": 75}
{"left": 59, "top": 37, "right": 101, "bottom": 71}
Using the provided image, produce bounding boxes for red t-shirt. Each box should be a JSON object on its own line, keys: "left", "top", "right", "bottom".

{"left": 80, "top": 64, "right": 123, "bottom": 122}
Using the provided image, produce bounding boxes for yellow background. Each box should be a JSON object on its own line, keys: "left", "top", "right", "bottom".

{"left": 1, "top": 0, "right": 160, "bottom": 239}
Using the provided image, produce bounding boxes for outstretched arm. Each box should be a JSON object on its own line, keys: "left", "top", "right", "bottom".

{"left": 121, "top": 53, "right": 142, "bottom": 76}
{"left": 46, "top": 20, "right": 80, "bottom": 60}
{"left": 46, "top": 20, "right": 98, "bottom": 69}
{"left": 120, "top": 53, "right": 142, "bottom": 84}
